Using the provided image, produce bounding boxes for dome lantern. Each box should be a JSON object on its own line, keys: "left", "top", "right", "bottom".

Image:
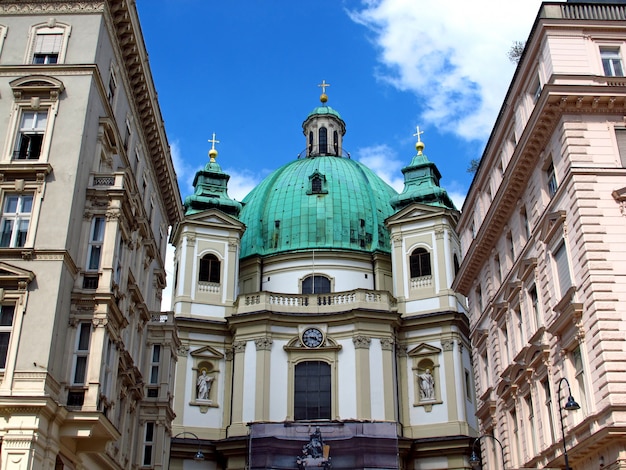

{"left": 302, "top": 80, "right": 346, "bottom": 158}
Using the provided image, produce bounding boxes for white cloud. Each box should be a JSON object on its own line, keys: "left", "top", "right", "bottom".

{"left": 349, "top": 0, "right": 543, "bottom": 141}
{"left": 170, "top": 140, "right": 195, "bottom": 196}
{"left": 223, "top": 168, "right": 262, "bottom": 202}
{"left": 356, "top": 144, "right": 405, "bottom": 192}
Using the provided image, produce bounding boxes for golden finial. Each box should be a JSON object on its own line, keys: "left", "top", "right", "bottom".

{"left": 208, "top": 132, "right": 220, "bottom": 161}
{"left": 318, "top": 79, "right": 330, "bottom": 103}
{"left": 413, "top": 126, "right": 425, "bottom": 155}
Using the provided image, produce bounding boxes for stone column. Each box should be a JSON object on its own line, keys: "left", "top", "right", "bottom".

{"left": 228, "top": 340, "right": 247, "bottom": 437}
{"left": 254, "top": 337, "right": 272, "bottom": 421}
{"left": 353, "top": 335, "right": 372, "bottom": 420}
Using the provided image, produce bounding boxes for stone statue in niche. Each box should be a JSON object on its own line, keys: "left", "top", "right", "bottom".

{"left": 418, "top": 368, "right": 435, "bottom": 401}
{"left": 196, "top": 369, "right": 214, "bottom": 401}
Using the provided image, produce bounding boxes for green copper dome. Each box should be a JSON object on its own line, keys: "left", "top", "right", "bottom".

{"left": 239, "top": 156, "right": 398, "bottom": 259}
{"left": 306, "top": 105, "right": 343, "bottom": 120}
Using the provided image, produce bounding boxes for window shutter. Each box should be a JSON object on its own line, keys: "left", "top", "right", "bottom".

{"left": 34, "top": 33, "right": 62, "bottom": 53}
{"left": 554, "top": 241, "right": 571, "bottom": 294}
{"left": 615, "top": 128, "right": 626, "bottom": 167}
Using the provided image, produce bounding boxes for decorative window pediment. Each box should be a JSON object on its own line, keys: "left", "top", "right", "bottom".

{"left": 540, "top": 210, "right": 566, "bottom": 245}
{"left": 0, "top": 261, "right": 35, "bottom": 291}
{"left": 190, "top": 345, "right": 224, "bottom": 360}
{"left": 307, "top": 170, "right": 328, "bottom": 195}
{"left": 10, "top": 75, "right": 64, "bottom": 102}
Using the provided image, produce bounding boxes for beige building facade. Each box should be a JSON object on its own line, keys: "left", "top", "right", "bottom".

{"left": 169, "top": 99, "right": 477, "bottom": 469}
{"left": 454, "top": 1, "right": 626, "bottom": 469}
{"left": 0, "top": 1, "right": 181, "bottom": 469}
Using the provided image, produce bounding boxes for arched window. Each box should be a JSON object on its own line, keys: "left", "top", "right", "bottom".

{"left": 409, "top": 248, "right": 431, "bottom": 278}
{"left": 308, "top": 131, "right": 314, "bottom": 154}
{"left": 333, "top": 130, "right": 339, "bottom": 155}
{"left": 319, "top": 127, "right": 327, "bottom": 154}
{"left": 294, "top": 361, "right": 331, "bottom": 420}
{"left": 453, "top": 254, "right": 460, "bottom": 276}
{"left": 199, "top": 254, "right": 220, "bottom": 283}
{"left": 302, "top": 275, "right": 330, "bottom": 294}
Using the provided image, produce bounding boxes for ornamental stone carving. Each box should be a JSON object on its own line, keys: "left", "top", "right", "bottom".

{"left": 352, "top": 335, "right": 371, "bottom": 349}
{"left": 441, "top": 339, "right": 454, "bottom": 351}
{"left": 380, "top": 337, "right": 394, "bottom": 351}
{"left": 177, "top": 344, "right": 189, "bottom": 357}
{"left": 233, "top": 340, "right": 246, "bottom": 353}
{"left": 254, "top": 337, "right": 273, "bottom": 351}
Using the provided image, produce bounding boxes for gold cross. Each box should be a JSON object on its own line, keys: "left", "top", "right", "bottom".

{"left": 318, "top": 79, "right": 330, "bottom": 94}
{"left": 413, "top": 126, "right": 424, "bottom": 143}
{"left": 208, "top": 132, "right": 220, "bottom": 150}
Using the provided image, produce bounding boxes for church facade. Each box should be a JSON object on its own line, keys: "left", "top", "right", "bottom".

{"left": 169, "top": 91, "right": 477, "bottom": 470}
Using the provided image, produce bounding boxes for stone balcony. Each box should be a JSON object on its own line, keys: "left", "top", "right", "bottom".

{"left": 236, "top": 288, "right": 397, "bottom": 315}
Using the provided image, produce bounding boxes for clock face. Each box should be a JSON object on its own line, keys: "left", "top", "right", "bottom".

{"left": 302, "top": 328, "right": 324, "bottom": 348}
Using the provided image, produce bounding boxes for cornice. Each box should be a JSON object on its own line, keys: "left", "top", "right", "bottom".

{"left": 0, "top": 2, "right": 104, "bottom": 14}
{"left": 455, "top": 86, "right": 626, "bottom": 294}
{"left": 105, "top": 0, "right": 183, "bottom": 226}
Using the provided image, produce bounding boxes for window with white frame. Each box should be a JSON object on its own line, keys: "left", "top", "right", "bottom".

{"left": 542, "top": 378, "right": 556, "bottom": 444}
{"left": 33, "top": 32, "right": 62, "bottom": 64}
{"left": 615, "top": 127, "right": 626, "bottom": 167}
{"left": 142, "top": 422, "right": 155, "bottom": 466}
{"left": 107, "top": 68, "right": 117, "bottom": 104}
{"left": 546, "top": 161, "right": 558, "bottom": 198}
{"left": 0, "top": 193, "right": 34, "bottom": 248}
{"left": 199, "top": 254, "right": 221, "bottom": 284}
{"left": 124, "top": 118, "right": 132, "bottom": 152}
{"left": 72, "top": 322, "right": 91, "bottom": 385}
{"left": 0, "top": 304, "right": 15, "bottom": 369}
{"left": 87, "top": 217, "right": 105, "bottom": 271}
{"left": 99, "top": 337, "right": 115, "bottom": 415}
{"left": 531, "top": 74, "right": 542, "bottom": 102}
{"left": 529, "top": 284, "right": 542, "bottom": 329}
{"left": 571, "top": 346, "right": 587, "bottom": 414}
{"left": 601, "top": 47, "right": 624, "bottom": 77}
{"left": 147, "top": 344, "right": 160, "bottom": 398}
{"left": 409, "top": 247, "right": 432, "bottom": 278}
{"left": 526, "top": 394, "right": 538, "bottom": 454}
{"left": 14, "top": 110, "right": 47, "bottom": 160}
{"left": 294, "top": 361, "right": 331, "bottom": 420}
{"left": 521, "top": 207, "right": 530, "bottom": 241}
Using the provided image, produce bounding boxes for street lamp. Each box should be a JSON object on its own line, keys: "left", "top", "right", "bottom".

{"left": 173, "top": 431, "right": 205, "bottom": 461}
{"left": 469, "top": 434, "right": 506, "bottom": 469}
{"left": 556, "top": 377, "right": 580, "bottom": 470}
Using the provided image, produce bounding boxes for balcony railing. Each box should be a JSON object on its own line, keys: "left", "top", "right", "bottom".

{"left": 548, "top": 2, "right": 626, "bottom": 21}
{"left": 236, "top": 288, "right": 397, "bottom": 315}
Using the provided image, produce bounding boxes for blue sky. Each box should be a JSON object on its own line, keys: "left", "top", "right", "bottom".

{"left": 136, "top": 0, "right": 544, "bottom": 209}
{"left": 134, "top": 0, "right": 546, "bottom": 308}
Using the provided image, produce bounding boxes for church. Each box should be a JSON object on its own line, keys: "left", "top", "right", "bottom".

{"left": 169, "top": 87, "right": 477, "bottom": 469}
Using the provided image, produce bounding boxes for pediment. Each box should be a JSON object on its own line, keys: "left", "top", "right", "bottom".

{"left": 10, "top": 75, "right": 65, "bottom": 101}
{"left": 186, "top": 209, "right": 245, "bottom": 229}
{"left": 190, "top": 345, "right": 224, "bottom": 360}
{"left": 386, "top": 203, "right": 450, "bottom": 226}
{"left": 540, "top": 210, "right": 566, "bottom": 245}
{"left": 0, "top": 262, "right": 35, "bottom": 290}
{"left": 407, "top": 343, "right": 442, "bottom": 357}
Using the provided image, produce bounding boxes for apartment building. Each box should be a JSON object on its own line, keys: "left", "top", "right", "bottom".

{"left": 0, "top": 1, "right": 181, "bottom": 468}
{"left": 454, "top": 1, "right": 626, "bottom": 469}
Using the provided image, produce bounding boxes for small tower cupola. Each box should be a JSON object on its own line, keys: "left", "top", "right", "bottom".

{"left": 390, "top": 127, "right": 456, "bottom": 211}
{"left": 302, "top": 80, "right": 346, "bottom": 157}
{"left": 183, "top": 133, "right": 243, "bottom": 217}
